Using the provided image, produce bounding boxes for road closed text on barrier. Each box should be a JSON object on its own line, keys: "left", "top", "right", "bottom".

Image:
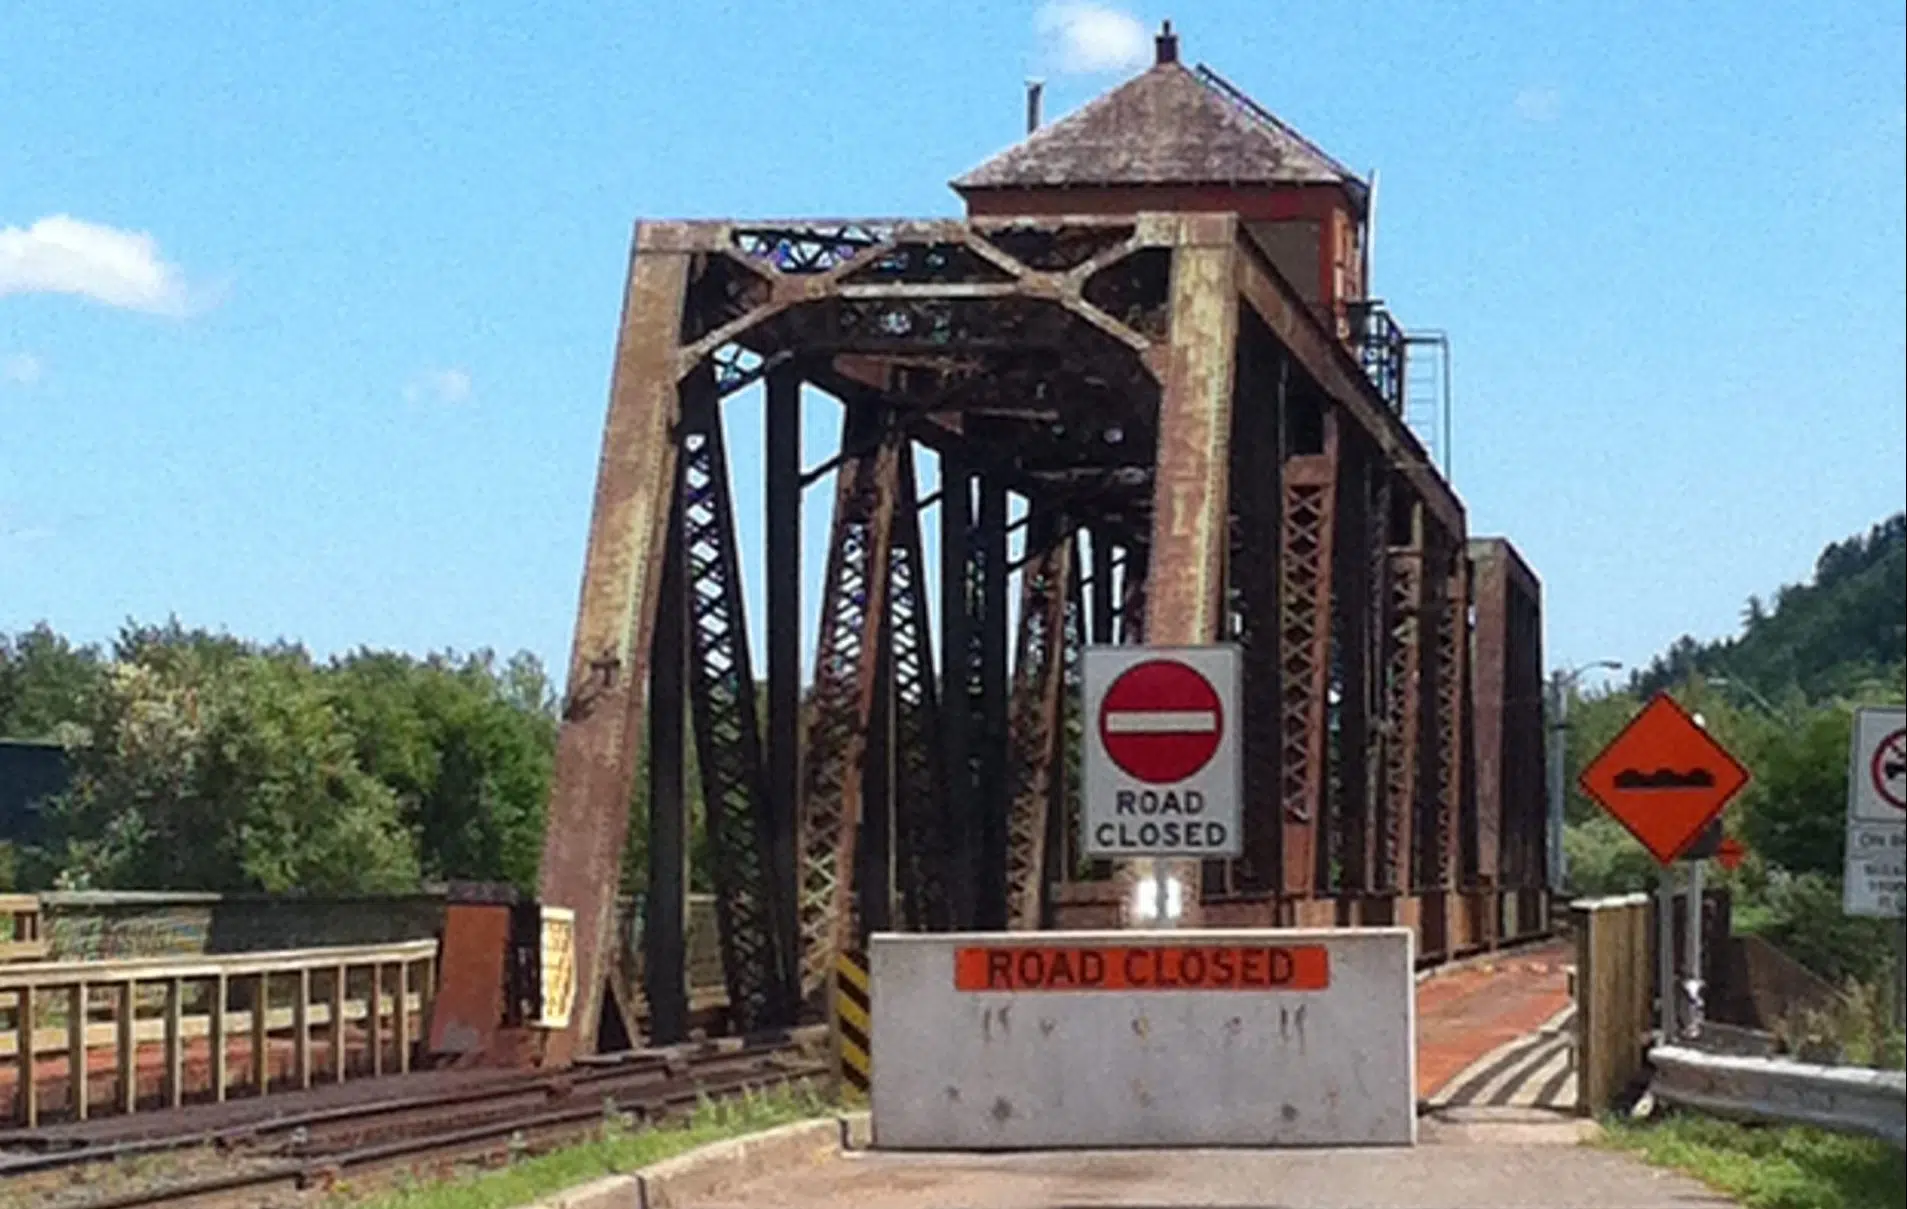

{"left": 953, "top": 943, "right": 1330, "bottom": 992}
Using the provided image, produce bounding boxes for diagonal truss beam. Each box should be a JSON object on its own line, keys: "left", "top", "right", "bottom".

{"left": 677, "top": 379, "right": 795, "bottom": 1028}
{"left": 796, "top": 409, "right": 898, "bottom": 996}
{"left": 1004, "top": 519, "right": 1074, "bottom": 930}
{"left": 888, "top": 453, "right": 952, "bottom": 932}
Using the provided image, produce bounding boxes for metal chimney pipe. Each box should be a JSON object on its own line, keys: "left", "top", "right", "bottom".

{"left": 1025, "top": 79, "right": 1044, "bottom": 133}
{"left": 1155, "top": 19, "right": 1178, "bottom": 64}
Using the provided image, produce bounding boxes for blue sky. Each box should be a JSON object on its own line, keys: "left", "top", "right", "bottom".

{"left": 4, "top": 1, "right": 1903, "bottom": 695}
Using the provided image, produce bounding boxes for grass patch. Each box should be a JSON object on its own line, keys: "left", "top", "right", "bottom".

{"left": 331, "top": 1079, "right": 836, "bottom": 1209}
{"left": 1601, "top": 1111, "right": 1905, "bottom": 1209}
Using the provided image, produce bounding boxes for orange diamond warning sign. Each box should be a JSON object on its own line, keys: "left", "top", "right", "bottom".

{"left": 1579, "top": 692, "right": 1751, "bottom": 865}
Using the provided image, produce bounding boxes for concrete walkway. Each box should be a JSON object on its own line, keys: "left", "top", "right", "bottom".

{"left": 1415, "top": 941, "right": 1575, "bottom": 1101}
{"left": 674, "top": 1127, "right": 1736, "bottom": 1208}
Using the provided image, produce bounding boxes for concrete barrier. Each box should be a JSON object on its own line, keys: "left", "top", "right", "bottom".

{"left": 869, "top": 927, "right": 1417, "bottom": 1150}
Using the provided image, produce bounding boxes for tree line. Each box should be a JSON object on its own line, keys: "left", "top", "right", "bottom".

{"left": 1, "top": 619, "right": 578, "bottom": 895}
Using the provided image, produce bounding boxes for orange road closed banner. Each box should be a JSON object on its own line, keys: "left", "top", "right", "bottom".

{"left": 953, "top": 944, "right": 1329, "bottom": 992}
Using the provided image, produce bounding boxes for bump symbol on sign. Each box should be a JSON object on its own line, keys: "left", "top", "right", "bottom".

{"left": 1098, "top": 660, "right": 1224, "bottom": 784}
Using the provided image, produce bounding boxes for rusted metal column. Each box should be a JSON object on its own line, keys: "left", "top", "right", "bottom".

{"left": 680, "top": 377, "right": 788, "bottom": 1028}
{"left": 1118, "top": 544, "right": 1149, "bottom": 644}
{"left": 796, "top": 408, "right": 898, "bottom": 997}
{"left": 1278, "top": 411, "right": 1339, "bottom": 901}
{"left": 642, "top": 479, "right": 689, "bottom": 1045}
{"left": 975, "top": 481, "right": 1012, "bottom": 931}
{"left": 538, "top": 237, "right": 690, "bottom": 1066}
{"left": 1135, "top": 218, "right": 1241, "bottom": 924}
{"left": 1090, "top": 530, "right": 1115, "bottom": 645}
{"left": 1435, "top": 536, "right": 1469, "bottom": 893}
{"left": 859, "top": 613, "right": 897, "bottom": 936}
{"left": 1467, "top": 543, "right": 1506, "bottom": 891}
{"left": 889, "top": 457, "right": 950, "bottom": 932}
{"left": 764, "top": 365, "right": 803, "bottom": 987}
{"left": 1049, "top": 540, "right": 1087, "bottom": 906}
{"left": 1234, "top": 353, "right": 1283, "bottom": 894}
{"left": 938, "top": 453, "right": 977, "bottom": 929}
{"left": 1332, "top": 439, "right": 1377, "bottom": 899}
{"left": 1381, "top": 499, "right": 1426, "bottom": 897}
{"left": 1004, "top": 513, "right": 1074, "bottom": 930}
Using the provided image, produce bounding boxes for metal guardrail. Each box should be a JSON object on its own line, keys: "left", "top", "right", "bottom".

{"left": 1649, "top": 1045, "right": 1907, "bottom": 1148}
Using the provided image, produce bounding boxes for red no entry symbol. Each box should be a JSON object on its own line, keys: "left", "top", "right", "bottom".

{"left": 1874, "top": 728, "right": 1907, "bottom": 811}
{"left": 1098, "top": 660, "right": 1224, "bottom": 784}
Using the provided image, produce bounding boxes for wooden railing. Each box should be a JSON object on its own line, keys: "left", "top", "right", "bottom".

{"left": 1572, "top": 893, "right": 1654, "bottom": 1116}
{"left": 1, "top": 940, "right": 437, "bottom": 1128}
{"left": 0, "top": 895, "right": 48, "bottom": 964}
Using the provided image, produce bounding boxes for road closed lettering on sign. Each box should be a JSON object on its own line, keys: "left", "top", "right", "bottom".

{"left": 1081, "top": 645, "right": 1242, "bottom": 859}
{"left": 953, "top": 943, "right": 1330, "bottom": 992}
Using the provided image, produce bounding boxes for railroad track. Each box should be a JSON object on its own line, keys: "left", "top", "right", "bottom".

{"left": 0, "top": 1026, "right": 830, "bottom": 1209}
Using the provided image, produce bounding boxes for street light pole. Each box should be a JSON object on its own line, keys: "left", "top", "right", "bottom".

{"left": 1547, "top": 659, "right": 1623, "bottom": 893}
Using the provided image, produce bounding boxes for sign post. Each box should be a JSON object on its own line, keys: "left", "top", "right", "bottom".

{"left": 1578, "top": 692, "right": 1752, "bottom": 1040}
{"left": 1081, "top": 646, "right": 1242, "bottom": 927}
{"left": 1844, "top": 706, "right": 1905, "bottom": 1027}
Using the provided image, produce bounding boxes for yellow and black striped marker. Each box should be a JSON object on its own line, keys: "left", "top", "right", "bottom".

{"left": 833, "top": 949, "right": 871, "bottom": 1094}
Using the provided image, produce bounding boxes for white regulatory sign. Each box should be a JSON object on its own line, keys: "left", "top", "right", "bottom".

{"left": 1844, "top": 706, "right": 1906, "bottom": 918}
{"left": 1081, "top": 644, "right": 1241, "bottom": 859}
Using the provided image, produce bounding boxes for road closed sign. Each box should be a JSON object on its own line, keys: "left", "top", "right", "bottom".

{"left": 1844, "top": 705, "right": 1906, "bottom": 918}
{"left": 1081, "top": 645, "right": 1241, "bottom": 858}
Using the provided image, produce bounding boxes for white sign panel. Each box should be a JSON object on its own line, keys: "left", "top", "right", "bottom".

{"left": 1844, "top": 825, "right": 1904, "bottom": 918}
{"left": 1845, "top": 706, "right": 1906, "bottom": 918}
{"left": 1081, "top": 644, "right": 1241, "bottom": 859}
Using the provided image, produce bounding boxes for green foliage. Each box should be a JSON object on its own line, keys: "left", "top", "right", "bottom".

{"left": 327, "top": 648, "right": 556, "bottom": 888}
{"left": 1739, "top": 709, "right": 1860, "bottom": 879}
{"left": 1770, "top": 970, "right": 1907, "bottom": 1069}
{"left": 31, "top": 628, "right": 420, "bottom": 894}
{"left": 1741, "top": 872, "right": 1901, "bottom": 986}
{"left": 1602, "top": 1113, "right": 1906, "bottom": 1209}
{"left": 4, "top": 618, "right": 583, "bottom": 896}
{"left": 0, "top": 622, "right": 104, "bottom": 741}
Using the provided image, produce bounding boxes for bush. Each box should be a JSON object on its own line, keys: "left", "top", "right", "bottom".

{"left": 1745, "top": 871, "right": 1900, "bottom": 986}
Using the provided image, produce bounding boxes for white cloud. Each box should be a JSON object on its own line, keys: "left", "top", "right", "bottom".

{"left": 404, "top": 367, "right": 473, "bottom": 405}
{"left": 1514, "top": 86, "right": 1563, "bottom": 123}
{"left": 2, "top": 352, "right": 42, "bottom": 385}
{"left": 1036, "top": 1, "right": 1151, "bottom": 74}
{"left": 0, "top": 214, "right": 198, "bottom": 315}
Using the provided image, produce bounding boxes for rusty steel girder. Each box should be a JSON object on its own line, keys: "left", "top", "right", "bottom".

{"left": 539, "top": 247, "right": 691, "bottom": 1066}
{"left": 887, "top": 455, "right": 951, "bottom": 933}
{"left": 1278, "top": 426, "right": 1337, "bottom": 898}
{"left": 1431, "top": 534, "right": 1469, "bottom": 892}
{"left": 676, "top": 380, "right": 794, "bottom": 1028}
{"left": 1381, "top": 505, "right": 1425, "bottom": 896}
{"left": 1411, "top": 537, "right": 1450, "bottom": 893}
{"left": 796, "top": 410, "right": 899, "bottom": 997}
{"left": 1004, "top": 519, "right": 1074, "bottom": 930}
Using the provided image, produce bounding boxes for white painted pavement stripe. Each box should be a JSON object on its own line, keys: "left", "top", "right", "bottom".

{"left": 1496, "top": 1044, "right": 1572, "bottom": 1108}
{"left": 1469, "top": 1033, "right": 1569, "bottom": 1107}
{"left": 1428, "top": 1005, "right": 1579, "bottom": 1108}
{"left": 1103, "top": 710, "right": 1220, "bottom": 734}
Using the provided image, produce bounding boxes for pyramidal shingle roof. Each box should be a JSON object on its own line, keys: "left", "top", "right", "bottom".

{"left": 952, "top": 61, "right": 1365, "bottom": 209}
